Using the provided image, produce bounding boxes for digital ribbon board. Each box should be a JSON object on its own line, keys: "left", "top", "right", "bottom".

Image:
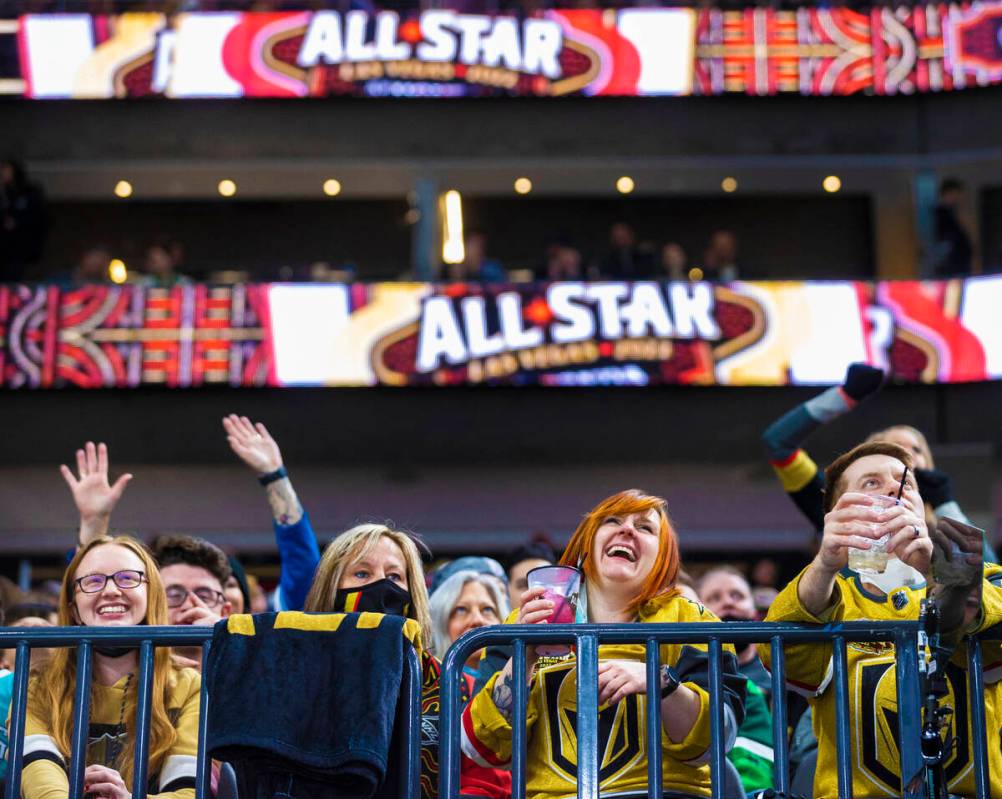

{"left": 3, "top": 4, "right": 1001, "bottom": 98}
{"left": 2, "top": 278, "right": 1000, "bottom": 389}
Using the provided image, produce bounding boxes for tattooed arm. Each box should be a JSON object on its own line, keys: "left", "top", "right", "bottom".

{"left": 223, "top": 415, "right": 320, "bottom": 610}
{"left": 490, "top": 586, "right": 553, "bottom": 721}
{"left": 264, "top": 476, "right": 303, "bottom": 526}
{"left": 491, "top": 664, "right": 518, "bottom": 723}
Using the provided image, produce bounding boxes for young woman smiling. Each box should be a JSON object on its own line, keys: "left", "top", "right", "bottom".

{"left": 22, "top": 536, "right": 201, "bottom": 799}
{"left": 462, "top": 489, "right": 746, "bottom": 799}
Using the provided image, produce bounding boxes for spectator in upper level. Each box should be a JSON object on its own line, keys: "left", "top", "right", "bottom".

{"left": 598, "top": 222, "right": 655, "bottom": 279}
{"left": 544, "top": 244, "right": 582, "bottom": 281}
{"left": 659, "top": 242, "right": 688, "bottom": 281}
{"left": 447, "top": 231, "right": 506, "bottom": 283}
{"left": 0, "top": 159, "right": 47, "bottom": 281}
{"left": 136, "top": 237, "right": 192, "bottom": 288}
{"left": 73, "top": 246, "right": 113, "bottom": 284}
{"left": 701, "top": 229, "right": 740, "bottom": 282}
{"left": 934, "top": 177, "right": 973, "bottom": 277}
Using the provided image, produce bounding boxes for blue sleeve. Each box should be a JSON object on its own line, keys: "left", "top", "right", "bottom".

{"left": 272, "top": 511, "right": 322, "bottom": 612}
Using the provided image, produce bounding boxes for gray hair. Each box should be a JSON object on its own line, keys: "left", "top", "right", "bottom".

{"left": 428, "top": 570, "right": 510, "bottom": 660}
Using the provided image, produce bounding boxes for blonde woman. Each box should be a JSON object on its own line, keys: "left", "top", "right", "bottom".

{"left": 304, "top": 524, "right": 510, "bottom": 799}
{"left": 22, "top": 536, "right": 200, "bottom": 799}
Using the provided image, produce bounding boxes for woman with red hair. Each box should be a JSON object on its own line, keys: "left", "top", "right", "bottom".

{"left": 462, "top": 490, "right": 746, "bottom": 799}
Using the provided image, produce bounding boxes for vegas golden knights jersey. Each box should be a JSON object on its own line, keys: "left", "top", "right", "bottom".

{"left": 463, "top": 594, "right": 746, "bottom": 799}
{"left": 761, "top": 564, "right": 1002, "bottom": 799}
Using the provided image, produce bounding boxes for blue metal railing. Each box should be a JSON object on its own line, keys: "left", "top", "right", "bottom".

{"left": 0, "top": 624, "right": 422, "bottom": 799}
{"left": 437, "top": 621, "right": 995, "bottom": 799}
{"left": 1, "top": 621, "right": 993, "bottom": 799}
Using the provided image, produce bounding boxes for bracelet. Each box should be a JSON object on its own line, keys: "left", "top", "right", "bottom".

{"left": 258, "top": 466, "right": 288, "bottom": 486}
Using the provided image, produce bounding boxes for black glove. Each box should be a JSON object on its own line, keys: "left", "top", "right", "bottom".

{"left": 841, "top": 362, "right": 884, "bottom": 402}
{"left": 916, "top": 467, "right": 953, "bottom": 507}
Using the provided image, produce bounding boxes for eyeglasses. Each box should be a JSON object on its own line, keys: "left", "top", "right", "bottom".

{"left": 165, "top": 586, "right": 227, "bottom": 609}
{"left": 75, "top": 570, "right": 146, "bottom": 594}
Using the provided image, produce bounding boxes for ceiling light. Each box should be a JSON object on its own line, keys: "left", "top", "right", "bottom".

{"left": 616, "top": 176, "right": 635, "bottom": 194}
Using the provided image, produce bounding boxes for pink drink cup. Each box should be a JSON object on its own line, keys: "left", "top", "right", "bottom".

{"left": 526, "top": 565, "right": 581, "bottom": 657}
{"left": 543, "top": 590, "right": 576, "bottom": 624}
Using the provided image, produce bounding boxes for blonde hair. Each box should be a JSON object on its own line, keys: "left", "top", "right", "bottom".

{"left": 304, "top": 524, "right": 433, "bottom": 647}
{"left": 866, "top": 425, "right": 934, "bottom": 469}
{"left": 30, "top": 536, "right": 179, "bottom": 785}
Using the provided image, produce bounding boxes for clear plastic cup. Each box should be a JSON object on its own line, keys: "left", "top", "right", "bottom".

{"left": 847, "top": 494, "right": 899, "bottom": 575}
{"left": 526, "top": 565, "right": 581, "bottom": 657}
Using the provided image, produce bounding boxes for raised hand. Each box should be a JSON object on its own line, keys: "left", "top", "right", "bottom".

{"left": 817, "top": 492, "right": 888, "bottom": 573}
{"left": 223, "top": 414, "right": 283, "bottom": 475}
{"left": 841, "top": 362, "right": 884, "bottom": 402}
{"left": 224, "top": 414, "right": 302, "bottom": 526}
{"left": 60, "top": 442, "right": 132, "bottom": 547}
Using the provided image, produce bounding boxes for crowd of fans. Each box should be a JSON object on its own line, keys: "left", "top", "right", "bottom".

{"left": 2, "top": 159, "right": 988, "bottom": 286}
{"left": 55, "top": 225, "right": 740, "bottom": 287}
{"left": 0, "top": 361, "right": 997, "bottom": 799}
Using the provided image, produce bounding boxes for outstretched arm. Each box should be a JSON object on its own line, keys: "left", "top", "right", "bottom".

{"left": 224, "top": 414, "right": 302, "bottom": 525}
{"left": 762, "top": 363, "right": 884, "bottom": 532}
{"left": 223, "top": 415, "right": 320, "bottom": 611}
{"left": 59, "top": 442, "right": 132, "bottom": 550}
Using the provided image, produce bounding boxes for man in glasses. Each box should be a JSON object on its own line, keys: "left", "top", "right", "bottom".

{"left": 152, "top": 535, "right": 233, "bottom": 667}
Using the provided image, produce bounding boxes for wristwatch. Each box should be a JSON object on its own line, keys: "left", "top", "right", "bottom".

{"left": 659, "top": 664, "right": 681, "bottom": 698}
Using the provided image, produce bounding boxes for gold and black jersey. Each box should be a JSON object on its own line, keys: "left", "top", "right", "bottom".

{"left": 463, "top": 594, "right": 746, "bottom": 799}
{"left": 761, "top": 564, "right": 1002, "bottom": 799}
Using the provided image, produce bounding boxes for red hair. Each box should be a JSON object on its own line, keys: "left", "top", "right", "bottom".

{"left": 560, "top": 489, "right": 680, "bottom": 615}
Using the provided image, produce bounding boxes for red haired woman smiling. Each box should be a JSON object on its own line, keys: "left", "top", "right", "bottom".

{"left": 463, "top": 489, "right": 746, "bottom": 799}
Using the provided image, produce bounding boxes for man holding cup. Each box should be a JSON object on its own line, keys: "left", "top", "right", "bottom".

{"left": 760, "top": 441, "right": 1002, "bottom": 799}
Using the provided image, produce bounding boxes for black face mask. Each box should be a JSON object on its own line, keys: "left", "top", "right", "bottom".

{"left": 74, "top": 606, "right": 144, "bottom": 658}
{"left": 333, "top": 578, "right": 412, "bottom": 618}
{"left": 94, "top": 644, "right": 137, "bottom": 658}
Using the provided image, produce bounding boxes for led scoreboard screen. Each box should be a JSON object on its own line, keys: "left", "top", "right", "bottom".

{"left": 2, "top": 278, "right": 1001, "bottom": 389}
{"left": 3, "top": 3, "right": 1002, "bottom": 98}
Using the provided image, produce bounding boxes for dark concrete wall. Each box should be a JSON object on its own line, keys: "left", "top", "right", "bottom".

{"left": 3, "top": 88, "right": 1000, "bottom": 163}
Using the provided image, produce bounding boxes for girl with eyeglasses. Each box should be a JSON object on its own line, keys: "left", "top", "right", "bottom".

{"left": 21, "top": 536, "right": 200, "bottom": 799}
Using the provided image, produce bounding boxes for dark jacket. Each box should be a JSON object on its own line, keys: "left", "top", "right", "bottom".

{"left": 205, "top": 611, "right": 421, "bottom": 799}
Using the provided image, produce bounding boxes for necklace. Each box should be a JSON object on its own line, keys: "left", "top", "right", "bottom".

{"left": 104, "top": 672, "right": 134, "bottom": 768}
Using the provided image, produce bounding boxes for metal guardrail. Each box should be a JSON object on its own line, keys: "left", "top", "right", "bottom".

{"left": 438, "top": 621, "right": 996, "bottom": 799}
{"left": 1, "top": 621, "right": 993, "bottom": 799}
{"left": 0, "top": 624, "right": 423, "bottom": 799}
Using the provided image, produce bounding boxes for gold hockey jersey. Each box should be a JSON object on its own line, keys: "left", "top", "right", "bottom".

{"left": 760, "top": 564, "right": 1002, "bottom": 799}
{"left": 462, "top": 594, "right": 746, "bottom": 799}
